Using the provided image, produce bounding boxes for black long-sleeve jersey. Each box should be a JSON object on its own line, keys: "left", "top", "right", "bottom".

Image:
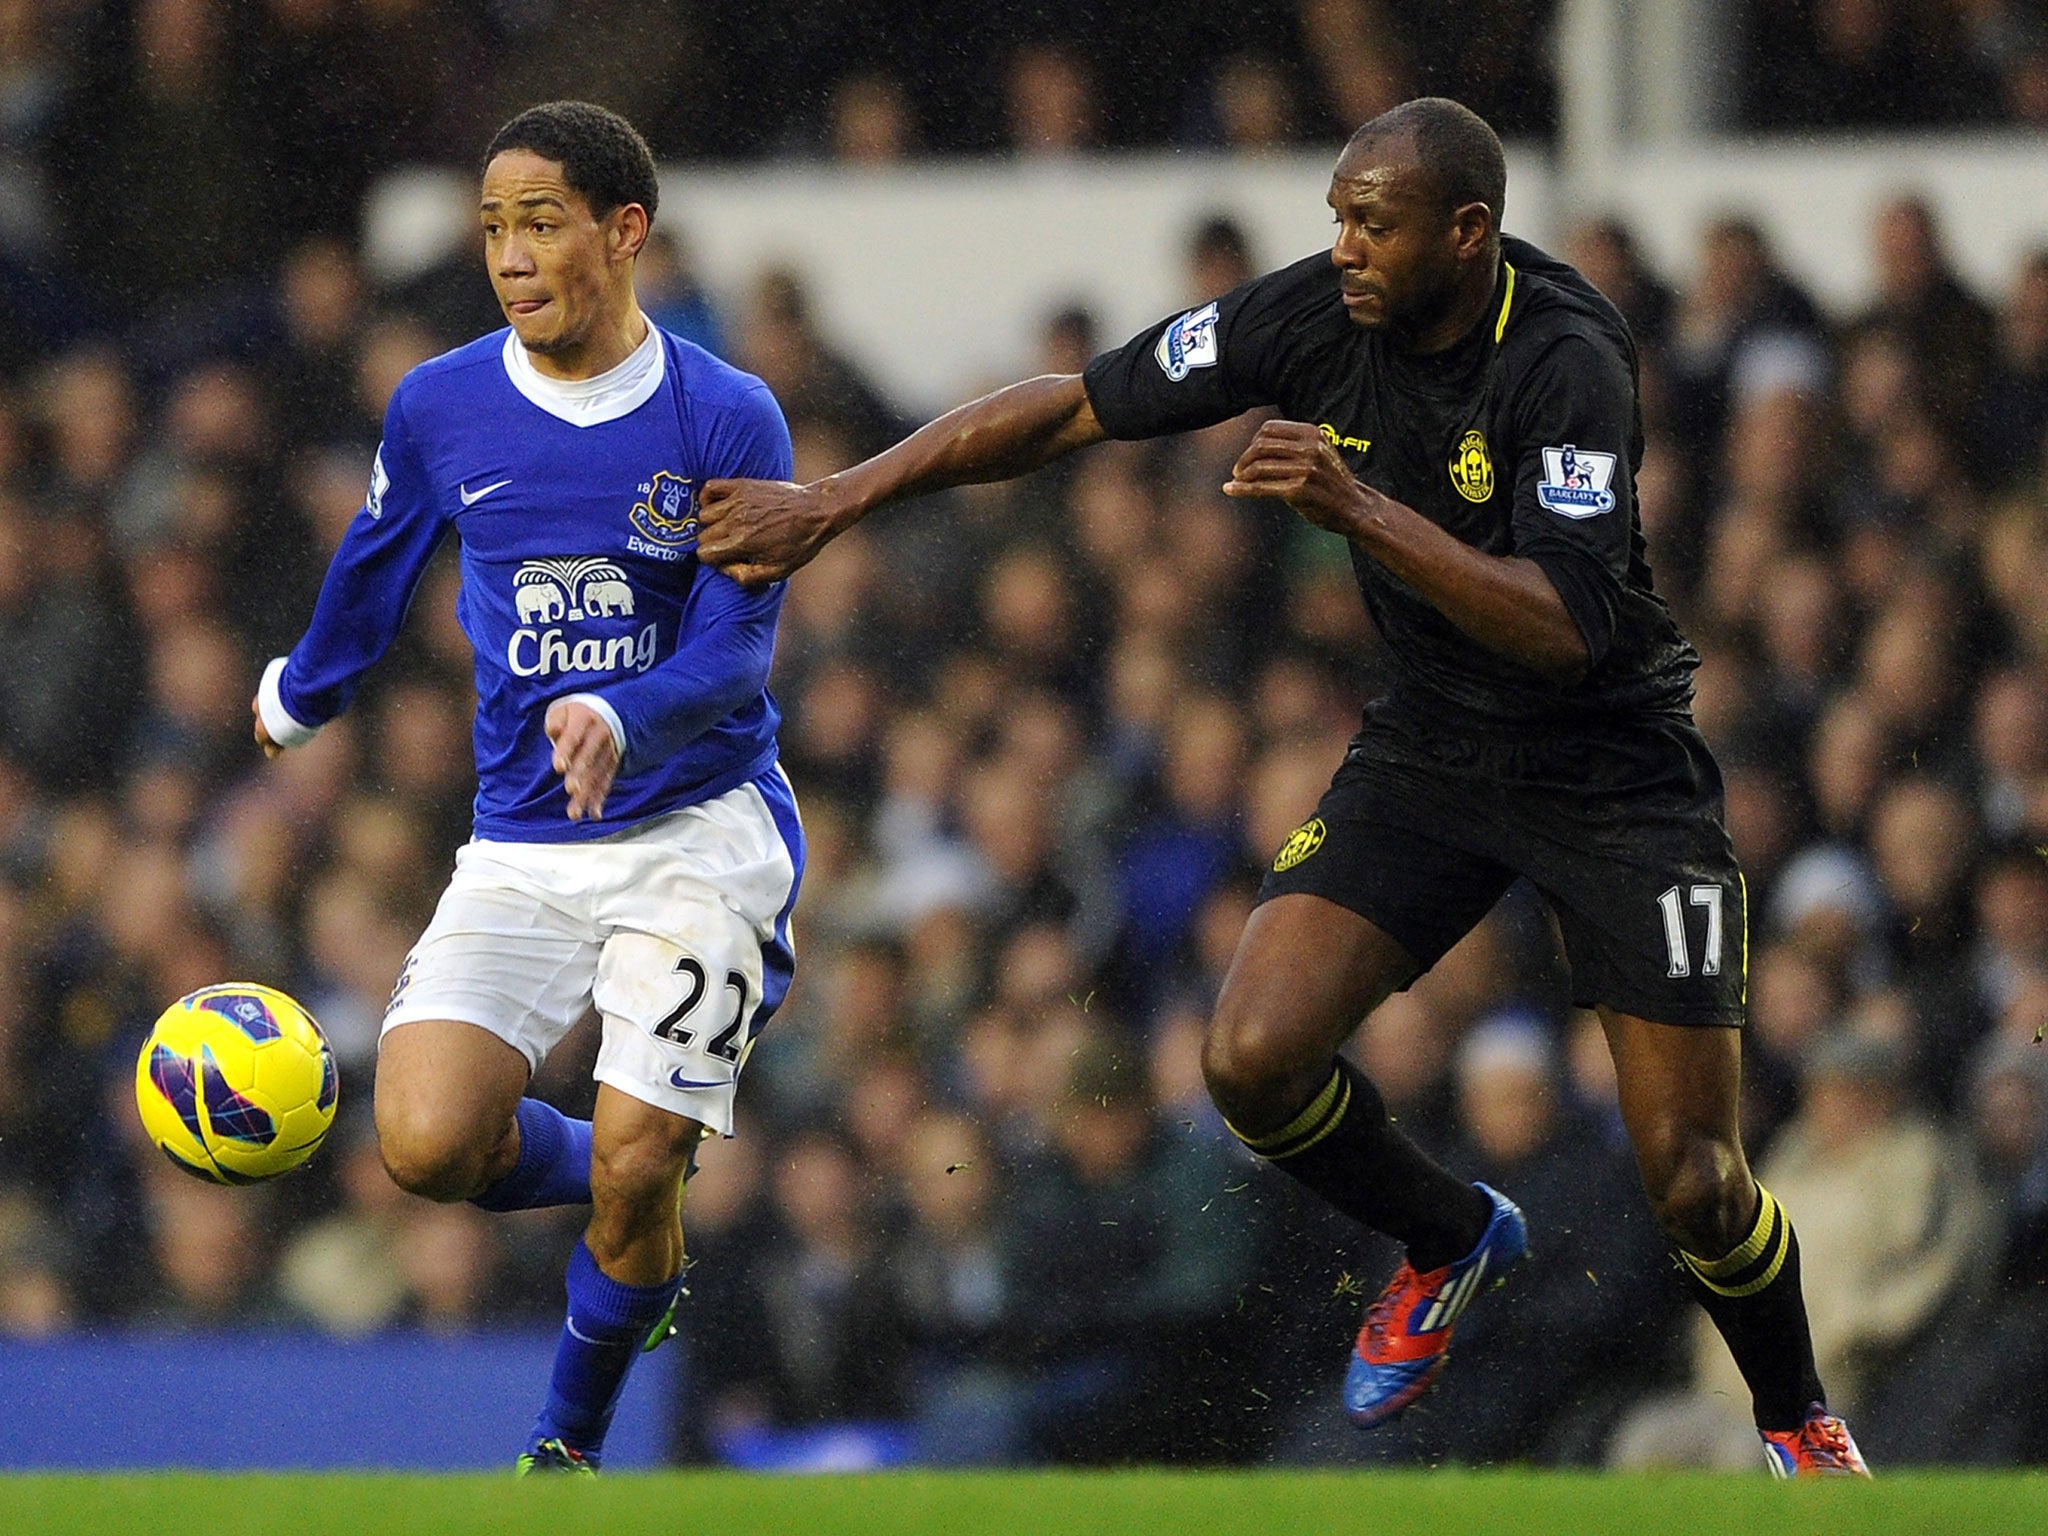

{"left": 1081, "top": 235, "right": 1698, "bottom": 735}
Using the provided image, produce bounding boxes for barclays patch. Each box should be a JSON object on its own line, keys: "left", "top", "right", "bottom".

{"left": 365, "top": 444, "right": 389, "bottom": 520}
{"left": 1155, "top": 301, "right": 1220, "bottom": 381}
{"left": 1535, "top": 443, "right": 1618, "bottom": 518}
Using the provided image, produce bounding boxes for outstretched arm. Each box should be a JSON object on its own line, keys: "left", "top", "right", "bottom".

{"left": 695, "top": 373, "right": 1105, "bottom": 584}
{"left": 251, "top": 403, "right": 450, "bottom": 755}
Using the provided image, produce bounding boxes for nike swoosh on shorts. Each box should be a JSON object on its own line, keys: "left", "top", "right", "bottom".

{"left": 668, "top": 1068, "right": 731, "bottom": 1090}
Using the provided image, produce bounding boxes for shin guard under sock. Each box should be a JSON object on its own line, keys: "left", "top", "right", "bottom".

{"left": 1227, "top": 1058, "right": 1491, "bottom": 1271}
{"left": 530, "top": 1239, "right": 683, "bottom": 1463}
{"left": 1680, "top": 1183, "right": 1826, "bottom": 1432}
{"left": 471, "top": 1098, "right": 593, "bottom": 1212}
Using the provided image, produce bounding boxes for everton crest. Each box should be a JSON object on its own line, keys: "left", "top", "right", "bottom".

{"left": 629, "top": 469, "right": 697, "bottom": 549}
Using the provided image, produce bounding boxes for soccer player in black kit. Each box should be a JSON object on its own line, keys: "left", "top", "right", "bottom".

{"left": 696, "top": 98, "right": 1869, "bottom": 1476}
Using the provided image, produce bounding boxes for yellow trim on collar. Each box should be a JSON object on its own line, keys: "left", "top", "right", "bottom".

{"left": 1494, "top": 263, "right": 1517, "bottom": 344}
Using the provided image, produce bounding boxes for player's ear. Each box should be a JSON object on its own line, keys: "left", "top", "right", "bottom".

{"left": 1450, "top": 200, "right": 1492, "bottom": 260}
{"left": 613, "top": 202, "right": 650, "bottom": 264}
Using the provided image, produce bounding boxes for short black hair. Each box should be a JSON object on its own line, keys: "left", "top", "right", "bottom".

{"left": 1348, "top": 97, "right": 1506, "bottom": 229}
{"left": 483, "top": 101, "right": 659, "bottom": 222}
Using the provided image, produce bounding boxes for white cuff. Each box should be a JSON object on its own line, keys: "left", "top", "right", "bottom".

{"left": 560, "top": 692, "right": 627, "bottom": 763}
{"left": 257, "top": 657, "right": 320, "bottom": 749}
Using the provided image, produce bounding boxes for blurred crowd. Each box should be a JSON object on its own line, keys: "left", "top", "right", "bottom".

{"left": 1, "top": 0, "right": 2047, "bottom": 1475}
{"left": 8, "top": 1, "right": 2048, "bottom": 340}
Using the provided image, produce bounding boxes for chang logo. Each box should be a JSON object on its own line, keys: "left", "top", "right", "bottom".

{"left": 628, "top": 470, "right": 697, "bottom": 557}
{"left": 506, "top": 557, "right": 655, "bottom": 679}
{"left": 1449, "top": 429, "right": 1493, "bottom": 503}
{"left": 1273, "top": 817, "right": 1327, "bottom": 873}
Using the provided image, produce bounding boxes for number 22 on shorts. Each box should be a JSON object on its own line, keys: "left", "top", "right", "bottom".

{"left": 652, "top": 954, "right": 754, "bottom": 1071}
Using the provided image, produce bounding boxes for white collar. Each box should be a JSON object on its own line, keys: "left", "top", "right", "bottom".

{"left": 501, "top": 319, "right": 664, "bottom": 427}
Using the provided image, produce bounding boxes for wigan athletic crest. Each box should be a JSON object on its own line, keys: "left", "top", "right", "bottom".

{"left": 1273, "top": 817, "right": 1327, "bottom": 872}
{"left": 1449, "top": 429, "right": 1494, "bottom": 503}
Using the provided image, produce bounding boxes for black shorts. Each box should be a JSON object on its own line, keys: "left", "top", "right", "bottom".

{"left": 1260, "top": 701, "right": 1745, "bottom": 1027}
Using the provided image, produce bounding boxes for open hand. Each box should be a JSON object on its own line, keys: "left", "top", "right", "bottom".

{"left": 546, "top": 699, "right": 620, "bottom": 821}
{"left": 696, "top": 477, "right": 836, "bottom": 585}
{"left": 1222, "top": 420, "right": 1382, "bottom": 538}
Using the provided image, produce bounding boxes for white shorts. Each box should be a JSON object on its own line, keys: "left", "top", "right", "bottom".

{"left": 382, "top": 770, "right": 802, "bottom": 1135}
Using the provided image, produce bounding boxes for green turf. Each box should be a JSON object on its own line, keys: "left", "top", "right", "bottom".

{"left": 2, "top": 1470, "right": 2042, "bottom": 1536}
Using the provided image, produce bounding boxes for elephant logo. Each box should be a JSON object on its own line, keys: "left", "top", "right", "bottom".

{"left": 515, "top": 574, "right": 565, "bottom": 624}
{"left": 506, "top": 559, "right": 651, "bottom": 680}
{"left": 582, "top": 579, "right": 634, "bottom": 617}
{"left": 512, "top": 558, "right": 632, "bottom": 622}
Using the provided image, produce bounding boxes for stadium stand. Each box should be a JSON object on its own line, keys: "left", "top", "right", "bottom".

{"left": 0, "top": 0, "right": 2044, "bottom": 1471}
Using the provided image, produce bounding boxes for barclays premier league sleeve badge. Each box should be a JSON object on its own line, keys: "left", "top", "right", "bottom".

{"left": 1535, "top": 443, "right": 1618, "bottom": 518}
{"left": 365, "top": 445, "right": 389, "bottom": 520}
{"left": 1154, "top": 302, "right": 1220, "bottom": 381}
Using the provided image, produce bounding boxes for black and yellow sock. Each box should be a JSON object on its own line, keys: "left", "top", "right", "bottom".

{"left": 1679, "top": 1183, "right": 1826, "bottom": 1432}
{"left": 1227, "top": 1058, "right": 1491, "bottom": 1271}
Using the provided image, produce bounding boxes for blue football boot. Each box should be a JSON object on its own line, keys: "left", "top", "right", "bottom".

{"left": 1343, "top": 1181, "right": 1529, "bottom": 1428}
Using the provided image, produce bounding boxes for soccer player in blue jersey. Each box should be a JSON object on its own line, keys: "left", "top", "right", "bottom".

{"left": 252, "top": 102, "right": 802, "bottom": 1475}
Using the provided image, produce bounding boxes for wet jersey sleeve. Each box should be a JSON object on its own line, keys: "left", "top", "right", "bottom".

{"left": 273, "top": 386, "right": 451, "bottom": 732}
{"left": 1081, "top": 268, "right": 1303, "bottom": 439}
{"left": 1508, "top": 335, "right": 1639, "bottom": 669}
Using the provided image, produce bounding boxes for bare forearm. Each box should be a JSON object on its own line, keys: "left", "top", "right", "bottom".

{"left": 822, "top": 374, "right": 1103, "bottom": 526}
{"left": 1350, "top": 497, "right": 1589, "bottom": 682}
{"left": 698, "top": 375, "right": 1107, "bottom": 585}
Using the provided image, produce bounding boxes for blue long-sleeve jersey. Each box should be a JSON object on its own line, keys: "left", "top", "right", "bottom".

{"left": 271, "top": 324, "right": 793, "bottom": 842}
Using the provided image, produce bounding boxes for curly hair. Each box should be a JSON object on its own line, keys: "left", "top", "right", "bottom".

{"left": 483, "top": 101, "right": 659, "bottom": 221}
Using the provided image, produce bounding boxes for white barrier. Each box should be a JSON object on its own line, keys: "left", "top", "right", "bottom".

{"left": 364, "top": 133, "right": 2048, "bottom": 416}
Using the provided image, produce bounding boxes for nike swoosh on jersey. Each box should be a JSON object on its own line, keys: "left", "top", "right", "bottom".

{"left": 668, "top": 1068, "right": 732, "bottom": 1090}
{"left": 459, "top": 479, "right": 513, "bottom": 506}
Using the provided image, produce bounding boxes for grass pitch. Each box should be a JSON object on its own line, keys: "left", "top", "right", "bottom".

{"left": 3, "top": 1469, "right": 2040, "bottom": 1536}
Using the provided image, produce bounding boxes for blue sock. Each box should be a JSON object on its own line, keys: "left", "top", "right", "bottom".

{"left": 471, "top": 1099, "right": 592, "bottom": 1211}
{"left": 530, "top": 1239, "right": 682, "bottom": 1463}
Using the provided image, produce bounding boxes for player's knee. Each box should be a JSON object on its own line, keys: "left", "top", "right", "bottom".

{"left": 1643, "top": 1133, "right": 1749, "bottom": 1254}
{"left": 1201, "top": 1009, "right": 1318, "bottom": 1128}
{"left": 377, "top": 1107, "right": 502, "bottom": 1203}
{"left": 589, "top": 1126, "right": 691, "bottom": 1217}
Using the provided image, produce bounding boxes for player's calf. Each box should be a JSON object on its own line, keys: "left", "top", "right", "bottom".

{"left": 585, "top": 1093, "right": 701, "bottom": 1277}
{"left": 526, "top": 1237, "right": 685, "bottom": 1468}
{"left": 470, "top": 1097, "right": 596, "bottom": 1212}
